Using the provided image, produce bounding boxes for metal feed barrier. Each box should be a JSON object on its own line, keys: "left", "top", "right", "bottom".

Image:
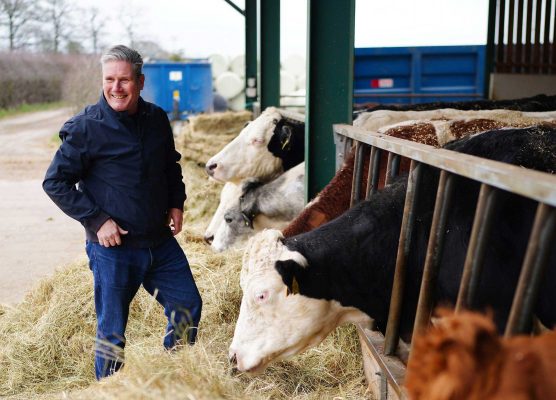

{"left": 333, "top": 123, "right": 556, "bottom": 400}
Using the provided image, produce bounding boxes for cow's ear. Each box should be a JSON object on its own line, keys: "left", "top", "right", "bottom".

{"left": 275, "top": 259, "right": 301, "bottom": 296}
{"left": 280, "top": 125, "right": 293, "bottom": 151}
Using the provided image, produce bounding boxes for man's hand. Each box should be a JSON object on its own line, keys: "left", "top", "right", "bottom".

{"left": 167, "top": 208, "right": 183, "bottom": 236}
{"left": 97, "top": 219, "right": 128, "bottom": 247}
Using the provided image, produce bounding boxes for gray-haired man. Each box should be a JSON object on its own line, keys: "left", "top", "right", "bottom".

{"left": 43, "top": 45, "right": 202, "bottom": 379}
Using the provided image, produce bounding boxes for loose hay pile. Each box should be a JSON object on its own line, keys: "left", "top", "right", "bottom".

{"left": 0, "top": 113, "right": 369, "bottom": 399}
{"left": 182, "top": 159, "right": 224, "bottom": 235}
{"left": 178, "top": 110, "right": 252, "bottom": 165}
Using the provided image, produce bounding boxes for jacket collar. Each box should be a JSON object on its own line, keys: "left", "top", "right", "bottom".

{"left": 99, "top": 93, "right": 149, "bottom": 119}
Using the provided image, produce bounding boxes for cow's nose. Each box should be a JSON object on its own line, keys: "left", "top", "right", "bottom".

{"left": 205, "top": 162, "right": 217, "bottom": 176}
{"left": 204, "top": 234, "right": 214, "bottom": 245}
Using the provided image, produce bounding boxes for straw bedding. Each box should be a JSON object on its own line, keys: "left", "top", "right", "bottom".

{"left": 0, "top": 112, "right": 369, "bottom": 399}
{"left": 178, "top": 111, "right": 253, "bottom": 166}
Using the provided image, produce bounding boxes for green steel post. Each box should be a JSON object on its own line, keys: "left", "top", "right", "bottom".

{"left": 484, "top": 0, "right": 497, "bottom": 98}
{"left": 306, "top": 0, "right": 355, "bottom": 200}
{"left": 245, "top": 0, "right": 258, "bottom": 110}
{"left": 260, "top": 0, "right": 280, "bottom": 109}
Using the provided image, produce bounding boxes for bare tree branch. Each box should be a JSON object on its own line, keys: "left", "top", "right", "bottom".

{"left": 41, "top": 0, "right": 73, "bottom": 53}
{"left": 0, "top": 0, "right": 39, "bottom": 50}
{"left": 88, "top": 6, "right": 105, "bottom": 54}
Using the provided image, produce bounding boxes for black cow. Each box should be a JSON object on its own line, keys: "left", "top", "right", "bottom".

{"left": 354, "top": 93, "right": 556, "bottom": 114}
{"left": 277, "top": 126, "right": 556, "bottom": 338}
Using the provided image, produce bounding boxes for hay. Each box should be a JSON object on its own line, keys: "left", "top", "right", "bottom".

{"left": 181, "top": 160, "right": 223, "bottom": 235}
{"left": 0, "top": 161, "right": 370, "bottom": 400}
{"left": 178, "top": 111, "right": 252, "bottom": 165}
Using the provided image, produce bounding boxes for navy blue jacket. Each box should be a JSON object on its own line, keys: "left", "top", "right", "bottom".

{"left": 43, "top": 94, "right": 186, "bottom": 248}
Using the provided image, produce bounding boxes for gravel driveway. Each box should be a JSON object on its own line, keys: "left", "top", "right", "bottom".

{"left": 0, "top": 108, "right": 85, "bottom": 305}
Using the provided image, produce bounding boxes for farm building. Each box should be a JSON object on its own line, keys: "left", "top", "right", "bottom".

{"left": 1, "top": 1, "right": 555, "bottom": 400}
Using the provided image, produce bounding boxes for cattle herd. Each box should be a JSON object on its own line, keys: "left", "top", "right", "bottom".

{"left": 201, "top": 95, "right": 556, "bottom": 398}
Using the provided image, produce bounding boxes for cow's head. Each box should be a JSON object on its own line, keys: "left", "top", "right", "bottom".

{"left": 211, "top": 206, "right": 254, "bottom": 252}
{"left": 229, "top": 229, "right": 371, "bottom": 374}
{"left": 205, "top": 107, "right": 284, "bottom": 183}
{"left": 267, "top": 118, "right": 305, "bottom": 171}
{"left": 204, "top": 182, "right": 242, "bottom": 246}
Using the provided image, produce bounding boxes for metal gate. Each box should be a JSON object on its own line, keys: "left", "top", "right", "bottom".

{"left": 333, "top": 123, "right": 556, "bottom": 399}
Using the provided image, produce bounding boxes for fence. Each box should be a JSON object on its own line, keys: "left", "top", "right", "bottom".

{"left": 333, "top": 123, "right": 556, "bottom": 399}
{"left": 493, "top": 0, "right": 556, "bottom": 74}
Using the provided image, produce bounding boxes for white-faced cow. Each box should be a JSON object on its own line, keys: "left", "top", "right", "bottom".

{"left": 229, "top": 126, "right": 556, "bottom": 374}
{"left": 205, "top": 107, "right": 305, "bottom": 183}
{"left": 210, "top": 162, "right": 305, "bottom": 252}
{"left": 204, "top": 181, "right": 242, "bottom": 245}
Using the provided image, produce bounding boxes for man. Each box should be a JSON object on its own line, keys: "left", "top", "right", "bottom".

{"left": 43, "top": 45, "right": 202, "bottom": 380}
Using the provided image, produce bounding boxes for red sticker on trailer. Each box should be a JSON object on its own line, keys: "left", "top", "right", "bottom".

{"left": 370, "top": 78, "right": 394, "bottom": 88}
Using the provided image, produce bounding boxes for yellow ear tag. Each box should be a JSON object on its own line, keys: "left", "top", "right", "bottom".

{"left": 281, "top": 136, "right": 290, "bottom": 150}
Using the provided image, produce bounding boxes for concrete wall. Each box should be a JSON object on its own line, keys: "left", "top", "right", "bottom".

{"left": 490, "top": 73, "right": 556, "bottom": 100}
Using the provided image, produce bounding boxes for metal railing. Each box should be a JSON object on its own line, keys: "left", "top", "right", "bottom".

{"left": 333, "top": 123, "right": 556, "bottom": 399}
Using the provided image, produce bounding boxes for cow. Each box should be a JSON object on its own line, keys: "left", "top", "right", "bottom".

{"left": 204, "top": 181, "right": 242, "bottom": 245}
{"left": 283, "top": 115, "right": 556, "bottom": 237}
{"left": 210, "top": 162, "right": 305, "bottom": 252}
{"left": 353, "top": 108, "right": 556, "bottom": 133}
{"left": 229, "top": 126, "right": 556, "bottom": 374}
{"left": 353, "top": 93, "right": 556, "bottom": 114}
{"left": 405, "top": 309, "right": 556, "bottom": 400}
{"left": 205, "top": 107, "right": 305, "bottom": 183}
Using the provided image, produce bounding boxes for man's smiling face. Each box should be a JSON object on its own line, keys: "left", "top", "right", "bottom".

{"left": 102, "top": 60, "right": 144, "bottom": 114}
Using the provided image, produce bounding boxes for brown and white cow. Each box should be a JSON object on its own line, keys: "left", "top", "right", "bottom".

{"left": 353, "top": 108, "right": 556, "bottom": 133}
{"left": 283, "top": 113, "right": 556, "bottom": 237}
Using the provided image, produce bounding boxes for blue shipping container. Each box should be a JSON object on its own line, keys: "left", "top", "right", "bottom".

{"left": 354, "top": 45, "right": 486, "bottom": 105}
{"left": 142, "top": 61, "right": 213, "bottom": 118}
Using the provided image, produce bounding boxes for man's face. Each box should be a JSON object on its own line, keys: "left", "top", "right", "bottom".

{"left": 102, "top": 60, "right": 144, "bottom": 114}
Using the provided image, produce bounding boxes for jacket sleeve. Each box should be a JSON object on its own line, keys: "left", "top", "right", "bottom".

{"left": 162, "top": 111, "right": 187, "bottom": 210}
{"left": 42, "top": 120, "right": 110, "bottom": 232}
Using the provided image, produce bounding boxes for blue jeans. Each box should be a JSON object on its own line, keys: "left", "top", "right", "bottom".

{"left": 85, "top": 237, "right": 202, "bottom": 380}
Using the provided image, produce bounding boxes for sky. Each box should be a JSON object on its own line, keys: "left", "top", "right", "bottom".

{"left": 73, "top": 0, "right": 489, "bottom": 59}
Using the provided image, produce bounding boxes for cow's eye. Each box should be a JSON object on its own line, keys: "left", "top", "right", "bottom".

{"left": 250, "top": 137, "right": 264, "bottom": 146}
{"left": 225, "top": 216, "right": 233, "bottom": 223}
{"left": 254, "top": 290, "right": 269, "bottom": 303}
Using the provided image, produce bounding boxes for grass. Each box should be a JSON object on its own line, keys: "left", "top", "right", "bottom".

{"left": 50, "top": 132, "right": 62, "bottom": 145}
{"left": 0, "top": 101, "right": 67, "bottom": 120}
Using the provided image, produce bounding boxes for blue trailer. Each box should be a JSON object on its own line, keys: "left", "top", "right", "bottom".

{"left": 354, "top": 45, "right": 486, "bottom": 105}
{"left": 141, "top": 61, "right": 213, "bottom": 119}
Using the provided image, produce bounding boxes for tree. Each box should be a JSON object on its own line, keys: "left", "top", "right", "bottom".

{"left": 118, "top": 5, "right": 145, "bottom": 49}
{"left": 87, "top": 6, "right": 105, "bottom": 54}
{"left": 66, "top": 39, "right": 84, "bottom": 54}
{"left": 0, "top": 0, "right": 37, "bottom": 50}
{"left": 41, "top": 0, "right": 72, "bottom": 53}
{"left": 134, "top": 40, "right": 170, "bottom": 60}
